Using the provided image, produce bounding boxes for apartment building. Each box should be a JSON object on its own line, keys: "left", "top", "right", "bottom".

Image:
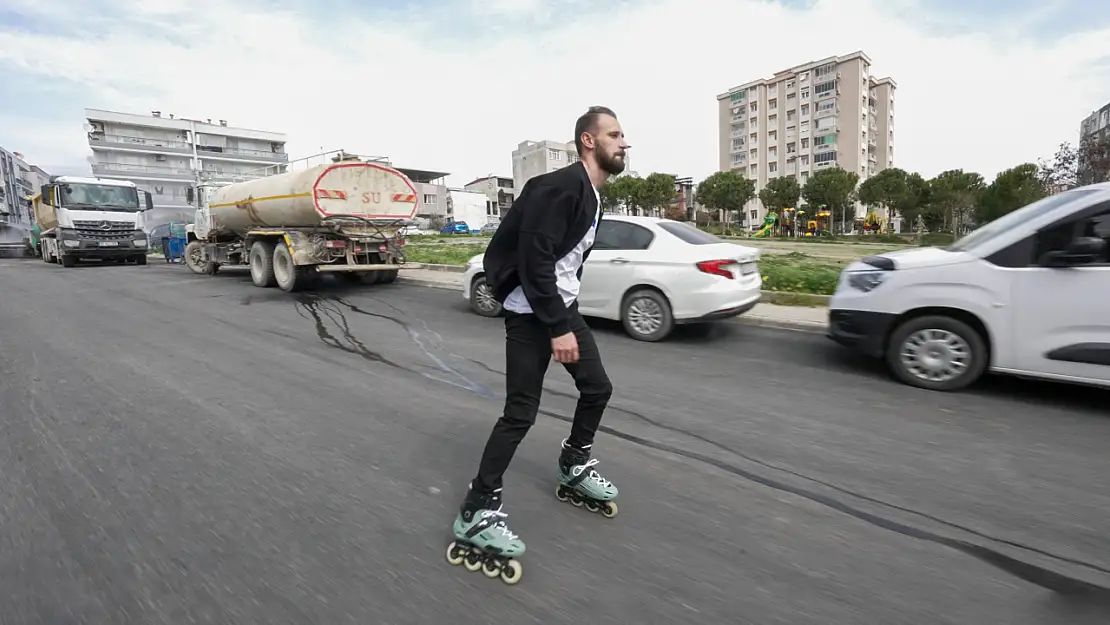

{"left": 512, "top": 139, "right": 580, "bottom": 194}
{"left": 1079, "top": 101, "right": 1110, "bottom": 185}
{"left": 463, "top": 175, "right": 515, "bottom": 221}
{"left": 0, "top": 147, "right": 34, "bottom": 227}
{"left": 717, "top": 50, "right": 896, "bottom": 228}
{"left": 85, "top": 108, "right": 289, "bottom": 226}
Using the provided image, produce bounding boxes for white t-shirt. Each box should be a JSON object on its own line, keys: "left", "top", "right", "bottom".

{"left": 503, "top": 184, "right": 601, "bottom": 314}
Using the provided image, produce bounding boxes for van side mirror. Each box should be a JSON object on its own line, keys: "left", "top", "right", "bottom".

{"left": 1042, "top": 236, "right": 1107, "bottom": 267}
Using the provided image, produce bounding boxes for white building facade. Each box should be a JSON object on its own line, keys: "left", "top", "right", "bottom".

{"left": 85, "top": 108, "right": 289, "bottom": 227}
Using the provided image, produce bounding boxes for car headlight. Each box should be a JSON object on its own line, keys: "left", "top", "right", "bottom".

{"left": 847, "top": 270, "right": 887, "bottom": 292}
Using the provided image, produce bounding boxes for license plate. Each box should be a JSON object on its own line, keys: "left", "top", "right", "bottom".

{"left": 740, "top": 262, "right": 758, "bottom": 275}
{"left": 98, "top": 241, "right": 119, "bottom": 247}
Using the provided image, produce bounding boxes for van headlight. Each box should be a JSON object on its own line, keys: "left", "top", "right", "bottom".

{"left": 847, "top": 270, "right": 887, "bottom": 292}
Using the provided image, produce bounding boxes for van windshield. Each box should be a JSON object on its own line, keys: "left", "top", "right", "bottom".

{"left": 946, "top": 188, "right": 1100, "bottom": 253}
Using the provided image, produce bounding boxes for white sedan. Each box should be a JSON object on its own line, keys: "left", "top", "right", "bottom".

{"left": 461, "top": 215, "right": 762, "bottom": 341}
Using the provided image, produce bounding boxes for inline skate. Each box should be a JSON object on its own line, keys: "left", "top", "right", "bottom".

{"left": 446, "top": 487, "right": 525, "bottom": 585}
{"left": 554, "top": 439, "right": 619, "bottom": 518}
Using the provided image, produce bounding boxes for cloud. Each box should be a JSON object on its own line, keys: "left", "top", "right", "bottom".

{"left": 0, "top": 0, "right": 1108, "bottom": 187}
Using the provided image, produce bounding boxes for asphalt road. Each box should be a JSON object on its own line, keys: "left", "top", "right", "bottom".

{"left": 1, "top": 258, "right": 1109, "bottom": 624}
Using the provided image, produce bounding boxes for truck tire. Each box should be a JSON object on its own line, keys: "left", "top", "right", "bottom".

{"left": 135, "top": 255, "right": 147, "bottom": 266}
{"left": 272, "top": 243, "right": 307, "bottom": 293}
{"left": 249, "top": 241, "right": 277, "bottom": 288}
{"left": 380, "top": 268, "right": 398, "bottom": 284}
{"left": 885, "top": 315, "right": 988, "bottom": 392}
{"left": 184, "top": 241, "right": 208, "bottom": 275}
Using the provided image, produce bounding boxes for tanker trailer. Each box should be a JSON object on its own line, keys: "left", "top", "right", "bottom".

{"left": 184, "top": 156, "right": 420, "bottom": 292}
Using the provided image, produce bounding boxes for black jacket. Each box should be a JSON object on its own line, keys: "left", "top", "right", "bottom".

{"left": 483, "top": 161, "right": 601, "bottom": 337}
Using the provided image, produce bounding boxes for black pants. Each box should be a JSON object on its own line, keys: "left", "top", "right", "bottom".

{"left": 470, "top": 305, "right": 613, "bottom": 496}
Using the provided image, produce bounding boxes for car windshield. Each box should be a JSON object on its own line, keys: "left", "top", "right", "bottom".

{"left": 947, "top": 188, "right": 1100, "bottom": 253}
{"left": 60, "top": 183, "right": 140, "bottom": 212}
{"left": 657, "top": 220, "right": 722, "bottom": 245}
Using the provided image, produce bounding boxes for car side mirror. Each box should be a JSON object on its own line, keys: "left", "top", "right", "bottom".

{"left": 1042, "top": 236, "right": 1107, "bottom": 267}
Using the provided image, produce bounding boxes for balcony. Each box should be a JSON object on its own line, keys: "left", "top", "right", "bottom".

{"left": 89, "top": 133, "right": 192, "bottom": 155}
{"left": 91, "top": 162, "right": 195, "bottom": 181}
{"left": 197, "top": 145, "right": 288, "bottom": 163}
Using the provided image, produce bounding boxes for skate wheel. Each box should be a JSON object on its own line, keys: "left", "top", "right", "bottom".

{"left": 601, "top": 502, "right": 618, "bottom": 518}
{"left": 585, "top": 500, "right": 599, "bottom": 513}
{"left": 500, "top": 559, "right": 523, "bottom": 585}
{"left": 482, "top": 558, "right": 502, "bottom": 578}
{"left": 464, "top": 551, "right": 484, "bottom": 572}
{"left": 555, "top": 485, "right": 568, "bottom": 502}
{"left": 570, "top": 494, "right": 584, "bottom": 507}
{"left": 446, "top": 541, "right": 466, "bottom": 566}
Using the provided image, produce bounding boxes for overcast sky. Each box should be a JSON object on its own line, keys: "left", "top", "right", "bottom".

{"left": 1, "top": 0, "right": 1108, "bottom": 186}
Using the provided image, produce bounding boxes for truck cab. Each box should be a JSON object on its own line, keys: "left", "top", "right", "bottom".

{"left": 36, "top": 176, "right": 153, "bottom": 267}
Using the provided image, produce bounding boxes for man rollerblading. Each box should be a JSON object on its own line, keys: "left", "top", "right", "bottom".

{"left": 446, "top": 106, "right": 629, "bottom": 583}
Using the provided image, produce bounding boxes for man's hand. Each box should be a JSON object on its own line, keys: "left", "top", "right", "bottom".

{"left": 551, "top": 332, "right": 579, "bottom": 363}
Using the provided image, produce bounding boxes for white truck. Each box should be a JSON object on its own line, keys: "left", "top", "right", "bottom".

{"left": 184, "top": 151, "right": 420, "bottom": 292}
{"left": 33, "top": 176, "right": 153, "bottom": 267}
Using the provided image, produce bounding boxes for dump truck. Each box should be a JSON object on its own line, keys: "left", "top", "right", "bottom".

{"left": 33, "top": 177, "right": 153, "bottom": 267}
{"left": 184, "top": 151, "right": 419, "bottom": 292}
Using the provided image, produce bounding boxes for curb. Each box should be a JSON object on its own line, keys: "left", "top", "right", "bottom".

{"left": 395, "top": 276, "right": 828, "bottom": 334}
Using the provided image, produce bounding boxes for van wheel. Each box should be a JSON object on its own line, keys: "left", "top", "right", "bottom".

{"left": 885, "top": 315, "right": 988, "bottom": 392}
{"left": 621, "top": 288, "right": 674, "bottom": 342}
{"left": 249, "top": 241, "right": 277, "bottom": 288}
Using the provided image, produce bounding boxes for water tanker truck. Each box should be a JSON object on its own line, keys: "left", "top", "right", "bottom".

{"left": 184, "top": 152, "right": 419, "bottom": 292}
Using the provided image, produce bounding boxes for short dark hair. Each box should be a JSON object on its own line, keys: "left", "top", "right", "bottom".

{"left": 574, "top": 106, "right": 617, "bottom": 155}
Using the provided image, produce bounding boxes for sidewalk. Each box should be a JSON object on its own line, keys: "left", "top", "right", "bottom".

{"left": 396, "top": 267, "right": 828, "bottom": 333}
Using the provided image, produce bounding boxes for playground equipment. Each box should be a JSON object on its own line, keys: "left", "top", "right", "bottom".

{"left": 860, "top": 211, "right": 885, "bottom": 235}
{"left": 778, "top": 207, "right": 797, "bottom": 237}
{"left": 804, "top": 209, "right": 832, "bottom": 237}
{"left": 752, "top": 212, "right": 777, "bottom": 238}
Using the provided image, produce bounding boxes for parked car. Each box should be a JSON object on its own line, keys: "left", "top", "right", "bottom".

{"left": 828, "top": 181, "right": 1110, "bottom": 392}
{"left": 480, "top": 221, "right": 499, "bottom": 235}
{"left": 441, "top": 220, "right": 471, "bottom": 235}
{"left": 462, "top": 215, "right": 762, "bottom": 341}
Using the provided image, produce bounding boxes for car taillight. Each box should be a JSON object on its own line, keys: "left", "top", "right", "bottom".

{"left": 696, "top": 259, "right": 735, "bottom": 279}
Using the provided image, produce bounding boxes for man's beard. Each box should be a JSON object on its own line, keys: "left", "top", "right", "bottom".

{"left": 599, "top": 150, "right": 626, "bottom": 176}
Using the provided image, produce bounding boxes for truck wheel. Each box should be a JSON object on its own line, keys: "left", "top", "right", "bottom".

{"left": 135, "top": 255, "right": 147, "bottom": 266}
{"left": 885, "top": 315, "right": 988, "bottom": 392}
{"left": 272, "top": 244, "right": 305, "bottom": 293}
{"left": 380, "top": 268, "right": 398, "bottom": 284}
{"left": 61, "top": 254, "right": 77, "bottom": 268}
{"left": 249, "top": 241, "right": 277, "bottom": 288}
{"left": 184, "top": 241, "right": 207, "bottom": 275}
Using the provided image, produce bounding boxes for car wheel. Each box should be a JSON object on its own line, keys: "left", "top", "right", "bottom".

{"left": 621, "top": 288, "right": 674, "bottom": 342}
{"left": 469, "top": 275, "right": 502, "bottom": 317}
{"left": 885, "top": 315, "right": 988, "bottom": 392}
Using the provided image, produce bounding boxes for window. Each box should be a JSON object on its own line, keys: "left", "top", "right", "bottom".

{"left": 801, "top": 104, "right": 810, "bottom": 116}
{"left": 786, "top": 109, "right": 796, "bottom": 122}
{"left": 814, "top": 80, "right": 836, "bottom": 96}
{"left": 787, "top": 92, "right": 796, "bottom": 102}
{"left": 768, "top": 146, "right": 777, "bottom": 158}
{"left": 950, "top": 190, "right": 1101, "bottom": 253}
{"left": 768, "top": 130, "right": 777, "bottom": 142}
{"left": 423, "top": 193, "right": 437, "bottom": 205}
{"left": 801, "top": 137, "right": 809, "bottom": 149}
{"left": 814, "top": 151, "right": 837, "bottom": 165}
{"left": 750, "top": 102, "right": 758, "bottom": 112}
{"left": 548, "top": 149, "right": 562, "bottom": 161}
{"left": 786, "top": 80, "right": 795, "bottom": 89}
{"left": 594, "top": 220, "right": 654, "bottom": 250}
{"left": 1033, "top": 205, "right": 1110, "bottom": 264}
{"left": 769, "top": 162, "right": 778, "bottom": 173}
{"left": 801, "top": 88, "right": 810, "bottom": 99}
{"left": 786, "top": 142, "right": 796, "bottom": 154}
{"left": 658, "top": 221, "right": 722, "bottom": 245}
{"left": 769, "top": 98, "right": 778, "bottom": 110}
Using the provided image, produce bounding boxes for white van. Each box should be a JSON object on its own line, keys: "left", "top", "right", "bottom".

{"left": 828, "top": 181, "right": 1110, "bottom": 392}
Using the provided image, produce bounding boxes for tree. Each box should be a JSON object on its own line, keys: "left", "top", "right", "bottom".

{"left": 640, "top": 173, "right": 678, "bottom": 217}
{"left": 1037, "top": 142, "right": 1078, "bottom": 192}
{"left": 976, "top": 163, "right": 1046, "bottom": 224}
{"left": 857, "top": 167, "right": 909, "bottom": 222}
{"left": 602, "top": 175, "right": 645, "bottom": 215}
{"left": 802, "top": 167, "right": 859, "bottom": 230}
{"left": 1078, "top": 133, "right": 1110, "bottom": 186}
{"left": 758, "top": 176, "right": 801, "bottom": 213}
{"left": 928, "top": 169, "right": 985, "bottom": 235}
{"left": 697, "top": 171, "right": 755, "bottom": 235}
